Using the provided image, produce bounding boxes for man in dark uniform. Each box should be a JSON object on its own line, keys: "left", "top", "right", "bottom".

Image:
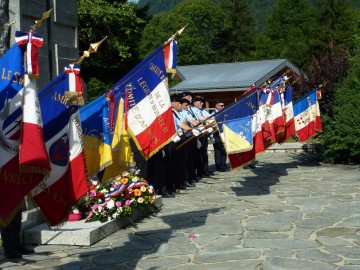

{"left": 212, "top": 101, "right": 227, "bottom": 171}
{"left": 1, "top": 204, "right": 35, "bottom": 259}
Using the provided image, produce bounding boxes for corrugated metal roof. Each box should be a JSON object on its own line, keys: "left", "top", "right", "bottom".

{"left": 170, "top": 59, "right": 299, "bottom": 93}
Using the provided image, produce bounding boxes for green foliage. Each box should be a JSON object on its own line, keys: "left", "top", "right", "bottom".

{"left": 296, "top": 42, "right": 351, "bottom": 116}
{"left": 139, "top": 0, "right": 230, "bottom": 65}
{"left": 138, "top": 0, "right": 182, "bottom": 15}
{"left": 321, "top": 36, "right": 360, "bottom": 164}
{"left": 256, "top": 0, "right": 318, "bottom": 68}
{"left": 215, "top": 0, "right": 258, "bottom": 62}
{"left": 85, "top": 78, "right": 113, "bottom": 103}
{"left": 313, "top": 0, "right": 360, "bottom": 56}
{"left": 78, "top": 0, "right": 147, "bottom": 101}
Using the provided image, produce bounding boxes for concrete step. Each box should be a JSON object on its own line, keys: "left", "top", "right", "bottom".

{"left": 23, "top": 195, "right": 162, "bottom": 246}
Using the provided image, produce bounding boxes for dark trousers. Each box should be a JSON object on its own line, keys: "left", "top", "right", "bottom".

{"left": 147, "top": 149, "right": 167, "bottom": 194}
{"left": 194, "top": 136, "right": 208, "bottom": 176}
{"left": 186, "top": 138, "right": 197, "bottom": 180}
{"left": 173, "top": 140, "right": 188, "bottom": 187}
{"left": 213, "top": 133, "right": 227, "bottom": 170}
{"left": 1, "top": 208, "right": 22, "bottom": 255}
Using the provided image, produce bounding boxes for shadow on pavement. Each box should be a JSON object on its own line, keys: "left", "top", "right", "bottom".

{"left": 231, "top": 152, "right": 324, "bottom": 196}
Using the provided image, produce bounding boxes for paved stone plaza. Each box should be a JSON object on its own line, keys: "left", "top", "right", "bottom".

{"left": 1, "top": 150, "right": 360, "bottom": 269}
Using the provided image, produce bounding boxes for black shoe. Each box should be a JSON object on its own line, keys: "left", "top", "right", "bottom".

{"left": 162, "top": 191, "right": 175, "bottom": 198}
{"left": 17, "top": 245, "right": 35, "bottom": 255}
{"left": 185, "top": 182, "right": 196, "bottom": 187}
{"left": 178, "top": 184, "right": 187, "bottom": 190}
{"left": 202, "top": 172, "right": 212, "bottom": 177}
{"left": 207, "top": 171, "right": 215, "bottom": 176}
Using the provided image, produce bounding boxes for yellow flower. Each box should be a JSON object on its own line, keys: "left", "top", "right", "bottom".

{"left": 137, "top": 197, "right": 144, "bottom": 203}
{"left": 140, "top": 186, "right": 147, "bottom": 192}
{"left": 134, "top": 189, "right": 142, "bottom": 197}
{"left": 132, "top": 176, "right": 140, "bottom": 182}
{"left": 120, "top": 178, "right": 128, "bottom": 185}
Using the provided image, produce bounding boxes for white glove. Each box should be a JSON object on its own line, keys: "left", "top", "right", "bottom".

{"left": 162, "top": 150, "right": 166, "bottom": 158}
{"left": 172, "top": 135, "right": 181, "bottom": 143}
{"left": 192, "top": 129, "right": 201, "bottom": 137}
{"left": 207, "top": 127, "right": 214, "bottom": 133}
{"left": 177, "top": 129, "right": 184, "bottom": 137}
{"left": 196, "top": 140, "right": 202, "bottom": 149}
{"left": 210, "top": 136, "right": 215, "bottom": 144}
{"left": 197, "top": 126, "right": 206, "bottom": 134}
{"left": 206, "top": 119, "right": 215, "bottom": 124}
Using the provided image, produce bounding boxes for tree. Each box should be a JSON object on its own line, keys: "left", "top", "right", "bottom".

{"left": 138, "top": 0, "right": 182, "bottom": 15}
{"left": 139, "top": 0, "right": 230, "bottom": 65}
{"left": 215, "top": 0, "right": 258, "bottom": 62}
{"left": 313, "top": 0, "right": 360, "bottom": 56}
{"left": 256, "top": 0, "right": 318, "bottom": 69}
{"left": 321, "top": 36, "right": 360, "bottom": 164}
{"left": 78, "top": 0, "right": 147, "bottom": 101}
{"left": 295, "top": 41, "right": 350, "bottom": 116}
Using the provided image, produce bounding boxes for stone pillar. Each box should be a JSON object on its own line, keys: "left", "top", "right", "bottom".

{"left": 8, "top": 0, "right": 78, "bottom": 89}
{"left": 0, "top": 0, "right": 10, "bottom": 56}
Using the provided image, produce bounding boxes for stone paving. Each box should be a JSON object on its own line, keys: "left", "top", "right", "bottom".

{"left": 1, "top": 151, "right": 360, "bottom": 270}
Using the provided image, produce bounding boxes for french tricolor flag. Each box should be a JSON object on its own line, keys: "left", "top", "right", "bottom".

{"left": 32, "top": 65, "right": 89, "bottom": 226}
{"left": 293, "top": 89, "right": 322, "bottom": 142}
{"left": 111, "top": 46, "right": 176, "bottom": 160}
{"left": 278, "top": 85, "right": 295, "bottom": 143}
{"left": 163, "top": 39, "right": 177, "bottom": 74}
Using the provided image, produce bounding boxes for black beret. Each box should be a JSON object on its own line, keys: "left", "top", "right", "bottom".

{"left": 215, "top": 100, "right": 224, "bottom": 105}
{"left": 182, "top": 91, "right": 192, "bottom": 97}
{"left": 193, "top": 96, "right": 205, "bottom": 103}
{"left": 180, "top": 98, "right": 190, "bottom": 104}
{"left": 170, "top": 94, "right": 182, "bottom": 102}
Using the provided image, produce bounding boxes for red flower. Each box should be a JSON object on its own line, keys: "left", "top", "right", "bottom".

{"left": 96, "top": 193, "right": 105, "bottom": 200}
{"left": 125, "top": 192, "right": 132, "bottom": 199}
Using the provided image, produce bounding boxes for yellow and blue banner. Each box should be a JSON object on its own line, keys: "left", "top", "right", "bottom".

{"left": 223, "top": 116, "right": 253, "bottom": 154}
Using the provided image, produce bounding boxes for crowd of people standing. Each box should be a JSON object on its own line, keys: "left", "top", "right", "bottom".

{"left": 132, "top": 91, "right": 228, "bottom": 197}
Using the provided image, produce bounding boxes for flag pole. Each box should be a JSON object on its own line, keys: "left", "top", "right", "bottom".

{"left": 0, "top": 21, "right": 16, "bottom": 29}
{"left": 163, "top": 24, "right": 188, "bottom": 46}
{"left": 75, "top": 36, "right": 108, "bottom": 65}
{"left": 31, "top": 8, "right": 53, "bottom": 31}
{"left": 63, "top": 37, "right": 108, "bottom": 106}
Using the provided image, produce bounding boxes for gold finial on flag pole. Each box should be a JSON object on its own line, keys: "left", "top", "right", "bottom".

{"left": 32, "top": 8, "right": 53, "bottom": 30}
{"left": 75, "top": 36, "right": 107, "bottom": 65}
{"left": 0, "top": 20, "right": 16, "bottom": 29}
{"left": 65, "top": 37, "right": 107, "bottom": 106}
{"left": 163, "top": 24, "right": 188, "bottom": 46}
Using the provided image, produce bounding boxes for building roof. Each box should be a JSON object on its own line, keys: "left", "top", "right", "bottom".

{"left": 170, "top": 59, "right": 300, "bottom": 93}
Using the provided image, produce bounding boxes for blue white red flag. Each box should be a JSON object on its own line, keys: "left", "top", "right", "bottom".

{"left": 222, "top": 116, "right": 253, "bottom": 154}
{"left": 32, "top": 64, "right": 89, "bottom": 226}
{"left": 163, "top": 39, "right": 177, "bottom": 74}
{"left": 111, "top": 46, "right": 176, "bottom": 160}
{"left": 259, "top": 77, "right": 285, "bottom": 145}
{"left": 293, "top": 89, "right": 322, "bottom": 142}
{"left": 0, "top": 42, "right": 48, "bottom": 226}
{"left": 15, "top": 31, "right": 43, "bottom": 77}
{"left": 278, "top": 85, "right": 295, "bottom": 143}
